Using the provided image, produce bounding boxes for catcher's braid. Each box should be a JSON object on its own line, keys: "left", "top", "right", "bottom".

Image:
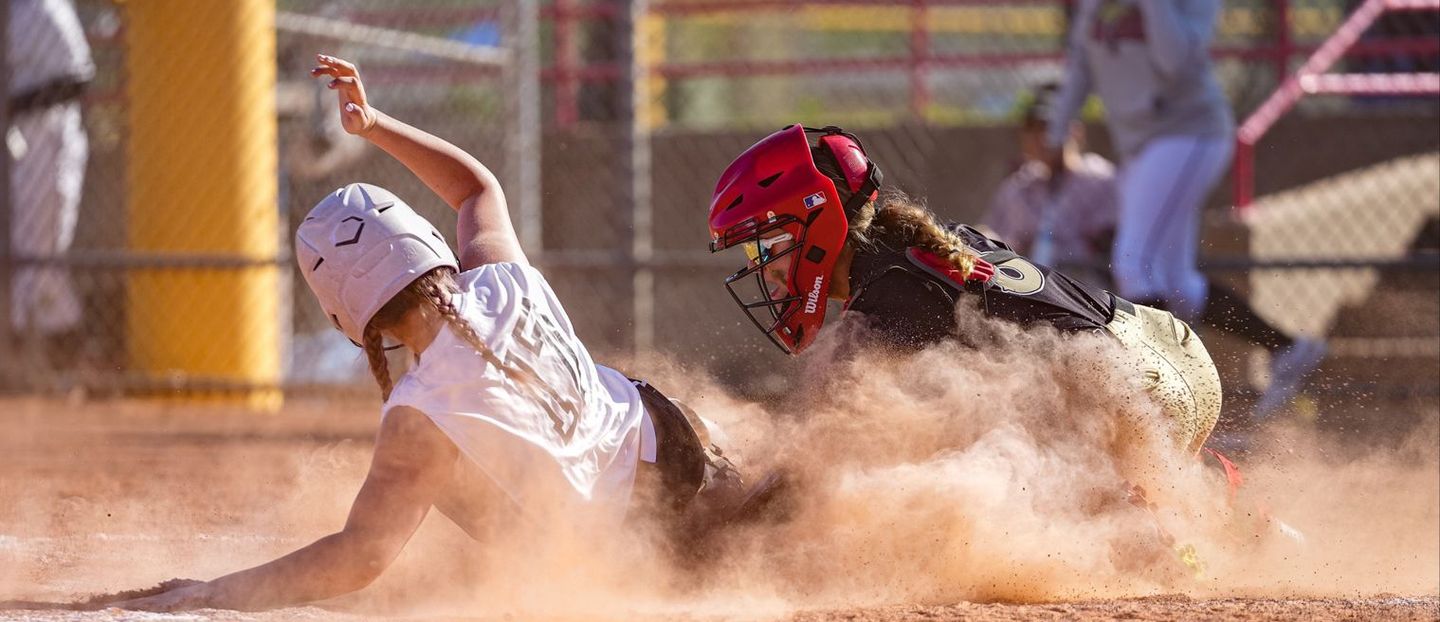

{"left": 814, "top": 143, "right": 976, "bottom": 277}
{"left": 849, "top": 194, "right": 978, "bottom": 278}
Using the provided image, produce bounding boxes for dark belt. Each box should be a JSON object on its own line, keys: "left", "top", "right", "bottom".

{"left": 1111, "top": 294, "right": 1136, "bottom": 318}
{"left": 630, "top": 378, "right": 707, "bottom": 513}
{"left": 9, "top": 75, "right": 91, "bottom": 117}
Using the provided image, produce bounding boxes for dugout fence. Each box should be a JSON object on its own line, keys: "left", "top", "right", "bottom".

{"left": 0, "top": 0, "right": 1435, "bottom": 408}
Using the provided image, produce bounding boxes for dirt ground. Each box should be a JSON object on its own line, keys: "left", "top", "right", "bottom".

{"left": 1, "top": 396, "right": 1436, "bottom": 622}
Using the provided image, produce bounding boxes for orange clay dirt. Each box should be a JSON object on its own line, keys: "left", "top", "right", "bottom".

{"left": 0, "top": 387, "right": 1436, "bottom": 621}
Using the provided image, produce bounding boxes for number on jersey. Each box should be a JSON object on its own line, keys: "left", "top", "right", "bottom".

{"left": 504, "top": 297, "right": 585, "bottom": 442}
{"left": 979, "top": 250, "right": 1045, "bottom": 296}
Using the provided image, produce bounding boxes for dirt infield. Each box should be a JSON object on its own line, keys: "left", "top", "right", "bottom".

{"left": 1, "top": 392, "right": 1436, "bottom": 622}
{"left": 2, "top": 596, "right": 1439, "bottom": 621}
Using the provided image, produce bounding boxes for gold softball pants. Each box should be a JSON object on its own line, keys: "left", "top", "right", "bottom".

{"left": 1105, "top": 298, "right": 1223, "bottom": 455}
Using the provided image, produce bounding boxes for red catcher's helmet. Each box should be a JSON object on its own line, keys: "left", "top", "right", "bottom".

{"left": 707, "top": 125, "right": 882, "bottom": 354}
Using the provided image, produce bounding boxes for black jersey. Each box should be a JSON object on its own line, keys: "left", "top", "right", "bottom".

{"left": 845, "top": 224, "right": 1117, "bottom": 351}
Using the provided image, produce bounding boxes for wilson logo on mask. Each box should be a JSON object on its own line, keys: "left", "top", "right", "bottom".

{"left": 804, "top": 276, "right": 824, "bottom": 314}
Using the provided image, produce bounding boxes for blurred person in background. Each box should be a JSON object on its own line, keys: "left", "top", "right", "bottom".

{"left": 985, "top": 82, "right": 1118, "bottom": 290}
{"left": 5, "top": 0, "right": 93, "bottom": 367}
{"left": 1046, "top": 0, "right": 1327, "bottom": 420}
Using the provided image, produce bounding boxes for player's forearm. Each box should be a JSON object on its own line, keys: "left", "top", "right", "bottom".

{"left": 200, "top": 531, "right": 390, "bottom": 610}
{"left": 361, "top": 109, "right": 501, "bottom": 213}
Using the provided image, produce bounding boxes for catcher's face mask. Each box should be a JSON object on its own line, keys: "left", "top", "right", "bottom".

{"left": 706, "top": 124, "right": 882, "bottom": 354}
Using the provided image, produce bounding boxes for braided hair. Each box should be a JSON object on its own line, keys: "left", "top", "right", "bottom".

{"left": 811, "top": 146, "right": 978, "bottom": 278}
{"left": 362, "top": 267, "right": 574, "bottom": 411}
{"left": 362, "top": 268, "right": 461, "bottom": 400}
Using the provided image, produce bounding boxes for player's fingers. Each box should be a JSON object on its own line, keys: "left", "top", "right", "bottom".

{"left": 317, "top": 54, "right": 358, "bottom": 76}
{"left": 327, "top": 76, "right": 359, "bottom": 90}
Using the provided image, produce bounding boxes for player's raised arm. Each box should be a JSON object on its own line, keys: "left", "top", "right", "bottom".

{"left": 311, "top": 54, "right": 525, "bottom": 269}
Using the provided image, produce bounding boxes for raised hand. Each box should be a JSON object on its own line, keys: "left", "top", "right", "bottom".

{"left": 310, "top": 54, "right": 377, "bottom": 135}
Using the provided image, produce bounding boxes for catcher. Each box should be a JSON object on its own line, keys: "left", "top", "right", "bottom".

{"left": 111, "top": 55, "right": 773, "bottom": 612}
{"left": 708, "top": 124, "right": 1221, "bottom": 456}
{"left": 704, "top": 125, "right": 1314, "bottom": 568}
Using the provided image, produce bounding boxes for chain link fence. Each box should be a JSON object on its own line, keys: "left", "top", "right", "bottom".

{"left": 2, "top": 0, "right": 536, "bottom": 402}
{"left": 2, "top": 0, "right": 1436, "bottom": 405}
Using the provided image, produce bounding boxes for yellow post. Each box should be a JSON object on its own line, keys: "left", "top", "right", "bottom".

{"left": 124, "top": 0, "right": 281, "bottom": 410}
{"left": 641, "top": 11, "right": 667, "bottom": 129}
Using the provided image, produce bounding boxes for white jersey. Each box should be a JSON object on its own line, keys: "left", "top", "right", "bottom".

{"left": 383, "top": 263, "right": 646, "bottom": 524}
{"left": 1049, "top": 0, "right": 1232, "bottom": 159}
{"left": 8, "top": 0, "right": 95, "bottom": 97}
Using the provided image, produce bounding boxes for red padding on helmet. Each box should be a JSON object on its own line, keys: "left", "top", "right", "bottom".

{"left": 819, "top": 133, "right": 871, "bottom": 195}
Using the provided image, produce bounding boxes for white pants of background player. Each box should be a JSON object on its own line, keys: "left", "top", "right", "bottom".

{"left": 1111, "top": 134, "right": 1233, "bottom": 323}
{"left": 9, "top": 102, "right": 86, "bottom": 335}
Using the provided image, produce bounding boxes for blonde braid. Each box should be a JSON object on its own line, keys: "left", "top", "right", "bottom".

{"left": 365, "top": 266, "right": 573, "bottom": 417}
{"left": 362, "top": 324, "right": 393, "bottom": 400}
{"left": 427, "top": 280, "right": 502, "bottom": 370}
{"left": 811, "top": 144, "right": 977, "bottom": 277}
{"left": 363, "top": 267, "right": 461, "bottom": 401}
{"left": 848, "top": 191, "right": 977, "bottom": 277}
{"left": 419, "top": 271, "right": 559, "bottom": 400}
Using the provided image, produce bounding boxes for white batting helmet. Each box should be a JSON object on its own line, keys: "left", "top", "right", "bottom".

{"left": 296, "top": 183, "right": 459, "bottom": 345}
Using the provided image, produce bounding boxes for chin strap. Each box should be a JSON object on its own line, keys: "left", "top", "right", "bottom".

{"left": 347, "top": 338, "right": 405, "bottom": 352}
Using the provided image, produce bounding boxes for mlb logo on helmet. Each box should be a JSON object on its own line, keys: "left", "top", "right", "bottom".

{"left": 803, "top": 192, "right": 827, "bottom": 210}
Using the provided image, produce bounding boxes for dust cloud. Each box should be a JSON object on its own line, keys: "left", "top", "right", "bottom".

{"left": 621, "top": 311, "right": 1437, "bottom": 615}
{"left": 370, "top": 310, "right": 1438, "bottom": 618}
{"left": 1, "top": 308, "right": 1436, "bottom": 619}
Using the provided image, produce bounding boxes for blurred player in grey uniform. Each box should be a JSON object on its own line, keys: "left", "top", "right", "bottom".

{"left": 6, "top": 0, "right": 93, "bottom": 360}
{"left": 986, "top": 83, "right": 1118, "bottom": 290}
{"left": 1047, "top": 0, "right": 1326, "bottom": 419}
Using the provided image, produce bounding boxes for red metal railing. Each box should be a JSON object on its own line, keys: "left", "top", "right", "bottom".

{"left": 1233, "top": 0, "right": 1440, "bottom": 210}
{"left": 85, "top": 1, "right": 1440, "bottom": 137}
{"left": 547, "top": 0, "right": 1438, "bottom": 131}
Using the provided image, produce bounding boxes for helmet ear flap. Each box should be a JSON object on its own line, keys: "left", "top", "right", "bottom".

{"left": 810, "top": 126, "right": 883, "bottom": 218}
{"left": 818, "top": 133, "right": 871, "bottom": 194}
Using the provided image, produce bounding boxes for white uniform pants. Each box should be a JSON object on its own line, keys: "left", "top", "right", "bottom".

{"left": 10, "top": 102, "right": 86, "bottom": 334}
{"left": 1111, "top": 134, "right": 1233, "bottom": 323}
